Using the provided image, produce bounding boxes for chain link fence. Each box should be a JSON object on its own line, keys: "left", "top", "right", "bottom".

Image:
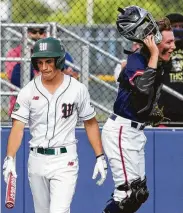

{"left": 1, "top": 0, "right": 183, "bottom": 126}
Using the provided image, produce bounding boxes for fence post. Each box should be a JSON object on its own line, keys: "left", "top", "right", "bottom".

{"left": 46, "top": 24, "right": 51, "bottom": 37}
{"left": 81, "top": 45, "right": 90, "bottom": 89}
{"left": 21, "top": 26, "right": 31, "bottom": 88}
{"left": 2, "top": 0, "right": 12, "bottom": 69}
{"left": 50, "top": 22, "right": 57, "bottom": 38}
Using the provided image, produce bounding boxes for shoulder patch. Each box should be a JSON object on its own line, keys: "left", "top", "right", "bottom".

{"left": 13, "top": 102, "right": 20, "bottom": 112}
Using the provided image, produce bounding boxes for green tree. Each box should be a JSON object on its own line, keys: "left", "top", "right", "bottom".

{"left": 12, "top": 0, "right": 52, "bottom": 23}
{"left": 157, "top": 0, "right": 183, "bottom": 15}
{"left": 11, "top": 0, "right": 183, "bottom": 25}
{"left": 47, "top": 0, "right": 87, "bottom": 25}
{"left": 93, "top": 0, "right": 165, "bottom": 24}
{"left": 47, "top": 0, "right": 168, "bottom": 25}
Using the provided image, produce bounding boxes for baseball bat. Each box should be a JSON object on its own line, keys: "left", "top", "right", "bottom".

{"left": 5, "top": 172, "right": 16, "bottom": 209}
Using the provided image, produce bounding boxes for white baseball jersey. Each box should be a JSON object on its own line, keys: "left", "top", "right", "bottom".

{"left": 11, "top": 74, "right": 96, "bottom": 148}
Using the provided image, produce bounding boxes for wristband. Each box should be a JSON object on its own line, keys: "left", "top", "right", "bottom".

{"left": 96, "top": 154, "right": 104, "bottom": 159}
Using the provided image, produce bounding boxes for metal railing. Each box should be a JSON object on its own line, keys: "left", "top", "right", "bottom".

{"left": 1, "top": 22, "right": 183, "bottom": 116}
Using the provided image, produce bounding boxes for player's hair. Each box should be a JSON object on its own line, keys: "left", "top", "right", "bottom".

{"left": 156, "top": 17, "right": 172, "bottom": 33}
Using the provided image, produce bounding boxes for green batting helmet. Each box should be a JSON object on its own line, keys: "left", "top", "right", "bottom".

{"left": 31, "top": 37, "right": 66, "bottom": 70}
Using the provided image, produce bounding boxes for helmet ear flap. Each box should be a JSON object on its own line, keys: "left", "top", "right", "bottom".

{"left": 31, "top": 58, "right": 39, "bottom": 71}
{"left": 55, "top": 56, "right": 65, "bottom": 70}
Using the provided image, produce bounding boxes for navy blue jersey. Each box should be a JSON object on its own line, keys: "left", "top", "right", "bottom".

{"left": 11, "top": 63, "right": 35, "bottom": 87}
{"left": 114, "top": 52, "right": 159, "bottom": 122}
{"left": 114, "top": 53, "right": 146, "bottom": 121}
{"left": 64, "top": 52, "right": 74, "bottom": 69}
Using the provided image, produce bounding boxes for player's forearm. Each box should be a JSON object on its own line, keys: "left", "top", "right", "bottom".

{"left": 84, "top": 118, "right": 103, "bottom": 157}
{"left": 148, "top": 54, "right": 158, "bottom": 69}
{"left": 6, "top": 123, "right": 24, "bottom": 158}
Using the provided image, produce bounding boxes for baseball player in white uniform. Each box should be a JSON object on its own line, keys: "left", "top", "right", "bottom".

{"left": 3, "top": 37, "right": 108, "bottom": 213}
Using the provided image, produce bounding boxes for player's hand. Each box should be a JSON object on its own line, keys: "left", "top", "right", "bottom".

{"left": 92, "top": 154, "right": 108, "bottom": 186}
{"left": 63, "top": 67, "right": 79, "bottom": 79}
{"left": 143, "top": 35, "right": 159, "bottom": 56}
{"left": 3, "top": 156, "right": 17, "bottom": 183}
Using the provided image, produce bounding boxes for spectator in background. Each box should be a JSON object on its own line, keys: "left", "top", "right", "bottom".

{"left": 5, "top": 24, "right": 47, "bottom": 80}
{"left": 6, "top": 23, "right": 46, "bottom": 116}
{"left": 63, "top": 53, "right": 79, "bottom": 80}
{"left": 114, "top": 42, "right": 142, "bottom": 83}
{"left": 158, "top": 13, "right": 183, "bottom": 126}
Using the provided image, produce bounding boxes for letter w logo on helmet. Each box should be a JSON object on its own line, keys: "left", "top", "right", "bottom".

{"left": 39, "top": 43, "right": 47, "bottom": 51}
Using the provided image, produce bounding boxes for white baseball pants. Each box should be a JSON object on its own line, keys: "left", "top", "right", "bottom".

{"left": 102, "top": 115, "right": 147, "bottom": 202}
{"left": 28, "top": 144, "right": 79, "bottom": 213}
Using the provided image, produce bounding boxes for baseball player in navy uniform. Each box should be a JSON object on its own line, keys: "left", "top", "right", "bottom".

{"left": 3, "top": 37, "right": 107, "bottom": 213}
{"left": 101, "top": 6, "right": 175, "bottom": 213}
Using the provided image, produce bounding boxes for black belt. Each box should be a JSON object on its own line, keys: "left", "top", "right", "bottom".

{"left": 109, "top": 114, "right": 145, "bottom": 130}
{"left": 30, "top": 147, "right": 67, "bottom": 155}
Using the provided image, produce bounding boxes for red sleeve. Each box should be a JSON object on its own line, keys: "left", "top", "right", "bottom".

{"left": 129, "top": 70, "right": 144, "bottom": 86}
{"left": 5, "top": 45, "right": 21, "bottom": 80}
{"left": 124, "top": 53, "right": 146, "bottom": 86}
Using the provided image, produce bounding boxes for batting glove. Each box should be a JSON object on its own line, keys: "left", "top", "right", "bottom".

{"left": 92, "top": 154, "right": 108, "bottom": 186}
{"left": 3, "top": 156, "right": 17, "bottom": 183}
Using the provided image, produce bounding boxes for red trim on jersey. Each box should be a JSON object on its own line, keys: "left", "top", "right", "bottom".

{"left": 129, "top": 70, "right": 144, "bottom": 86}
{"left": 118, "top": 126, "right": 128, "bottom": 183}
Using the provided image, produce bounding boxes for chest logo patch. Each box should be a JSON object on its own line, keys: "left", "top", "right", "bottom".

{"left": 62, "top": 103, "right": 74, "bottom": 118}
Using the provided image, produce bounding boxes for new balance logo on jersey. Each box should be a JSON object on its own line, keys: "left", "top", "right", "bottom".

{"left": 33, "top": 96, "right": 39, "bottom": 100}
{"left": 39, "top": 43, "right": 47, "bottom": 51}
{"left": 62, "top": 103, "right": 74, "bottom": 118}
{"left": 68, "top": 161, "right": 74, "bottom": 166}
